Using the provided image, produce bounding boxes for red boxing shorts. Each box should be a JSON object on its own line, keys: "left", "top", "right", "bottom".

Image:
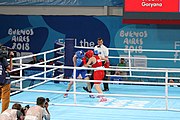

{"left": 93, "top": 70, "right": 104, "bottom": 84}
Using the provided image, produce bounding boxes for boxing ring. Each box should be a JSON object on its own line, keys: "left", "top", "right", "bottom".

{"left": 1, "top": 46, "right": 180, "bottom": 120}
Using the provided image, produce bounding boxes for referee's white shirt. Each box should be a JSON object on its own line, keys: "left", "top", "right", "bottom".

{"left": 94, "top": 44, "right": 109, "bottom": 58}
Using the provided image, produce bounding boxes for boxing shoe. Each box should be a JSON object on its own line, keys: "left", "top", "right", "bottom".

{"left": 102, "top": 89, "right": 109, "bottom": 92}
{"left": 99, "top": 97, "right": 107, "bottom": 102}
{"left": 89, "top": 95, "right": 95, "bottom": 98}
{"left": 63, "top": 94, "right": 68, "bottom": 98}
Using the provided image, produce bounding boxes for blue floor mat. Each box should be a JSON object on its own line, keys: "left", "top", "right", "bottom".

{"left": 1, "top": 82, "right": 180, "bottom": 120}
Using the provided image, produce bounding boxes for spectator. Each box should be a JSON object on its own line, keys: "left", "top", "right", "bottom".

{"left": 115, "top": 58, "right": 127, "bottom": 76}
{"left": 25, "top": 97, "right": 50, "bottom": 120}
{"left": 28, "top": 56, "right": 37, "bottom": 64}
{"left": 169, "top": 79, "right": 178, "bottom": 87}
{"left": 0, "top": 103, "right": 24, "bottom": 120}
{"left": 47, "top": 61, "right": 54, "bottom": 65}
{"left": 38, "top": 58, "right": 44, "bottom": 63}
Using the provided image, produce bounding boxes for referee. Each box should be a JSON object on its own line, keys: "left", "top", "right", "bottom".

{"left": 94, "top": 38, "right": 109, "bottom": 91}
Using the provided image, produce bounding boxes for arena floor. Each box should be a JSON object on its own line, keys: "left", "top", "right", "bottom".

{"left": 2, "top": 82, "right": 180, "bottom": 120}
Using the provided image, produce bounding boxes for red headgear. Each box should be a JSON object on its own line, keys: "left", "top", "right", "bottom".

{"left": 85, "top": 50, "right": 94, "bottom": 58}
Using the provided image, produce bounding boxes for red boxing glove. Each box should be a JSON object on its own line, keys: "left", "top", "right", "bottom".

{"left": 82, "top": 57, "right": 87, "bottom": 65}
{"left": 104, "top": 61, "right": 110, "bottom": 68}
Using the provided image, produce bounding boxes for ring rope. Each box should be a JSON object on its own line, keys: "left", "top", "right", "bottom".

{"left": 8, "top": 46, "right": 180, "bottom": 112}
{"left": 18, "top": 76, "right": 180, "bottom": 86}
{"left": 75, "top": 46, "right": 180, "bottom": 52}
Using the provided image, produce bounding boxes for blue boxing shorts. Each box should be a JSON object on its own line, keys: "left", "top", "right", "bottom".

{"left": 72, "top": 69, "right": 87, "bottom": 79}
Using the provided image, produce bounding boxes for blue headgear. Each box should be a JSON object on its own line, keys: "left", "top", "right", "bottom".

{"left": 94, "top": 50, "right": 99, "bottom": 55}
{"left": 75, "top": 50, "right": 84, "bottom": 58}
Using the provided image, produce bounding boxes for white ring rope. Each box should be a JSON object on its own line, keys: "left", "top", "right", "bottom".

{"left": 8, "top": 98, "right": 170, "bottom": 111}
{"left": 10, "top": 64, "right": 180, "bottom": 81}
{"left": 10, "top": 88, "right": 167, "bottom": 99}
{"left": 11, "top": 67, "right": 57, "bottom": 84}
{"left": 12, "top": 63, "right": 180, "bottom": 73}
{"left": 9, "top": 46, "right": 180, "bottom": 112}
{"left": 109, "top": 56, "right": 180, "bottom": 61}
{"left": 11, "top": 47, "right": 64, "bottom": 61}
{"left": 11, "top": 54, "right": 64, "bottom": 73}
{"left": 75, "top": 46, "right": 180, "bottom": 52}
{"left": 75, "top": 46, "right": 180, "bottom": 61}
{"left": 110, "top": 66, "right": 180, "bottom": 71}
{"left": 12, "top": 76, "right": 180, "bottom": 86}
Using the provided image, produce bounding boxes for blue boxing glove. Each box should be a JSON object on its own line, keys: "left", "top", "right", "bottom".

{"left": 76, "top": 58, "right": 83, "bottom": 67}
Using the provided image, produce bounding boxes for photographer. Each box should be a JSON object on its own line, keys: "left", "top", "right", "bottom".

{"left": 0, "top": 50, "right": 13, "bottom": 113}
{"left": 0, "top": 103, "right": 24, "bottom": 120}
{"left": 25, "top": 97, "right": 50, "bottom": 120}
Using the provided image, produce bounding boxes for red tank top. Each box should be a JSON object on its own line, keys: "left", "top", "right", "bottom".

{"left": 92, "top": 55, "right": 102, "bottom": 68}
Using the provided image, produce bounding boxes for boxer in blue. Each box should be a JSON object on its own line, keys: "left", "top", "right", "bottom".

{"left": 64, "top": 50, "right": 89, "bottom": 98}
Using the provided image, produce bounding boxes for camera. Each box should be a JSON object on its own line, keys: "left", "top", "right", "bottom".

{"left": 45, "top": 98, "right": 50, "bottom": 105}
{"left": 0, "top": 44, "right": 16, "bottom": 59}
{"left": 21, "top": 105, "right": 30, "bottom": 116}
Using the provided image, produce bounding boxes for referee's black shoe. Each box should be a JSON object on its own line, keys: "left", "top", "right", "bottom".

{"left": 103, "top": 89, "right": 109, "bottom": 92}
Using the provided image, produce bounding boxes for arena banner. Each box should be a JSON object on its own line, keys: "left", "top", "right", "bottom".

{"left": 124, "top": 0, "right": 179, "bottom": 12}
{"left": 0, "top": 0, "right": 123, "bottom": 6}
{"left": 0, "top": 15, "right": 180, "bottom": 72}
